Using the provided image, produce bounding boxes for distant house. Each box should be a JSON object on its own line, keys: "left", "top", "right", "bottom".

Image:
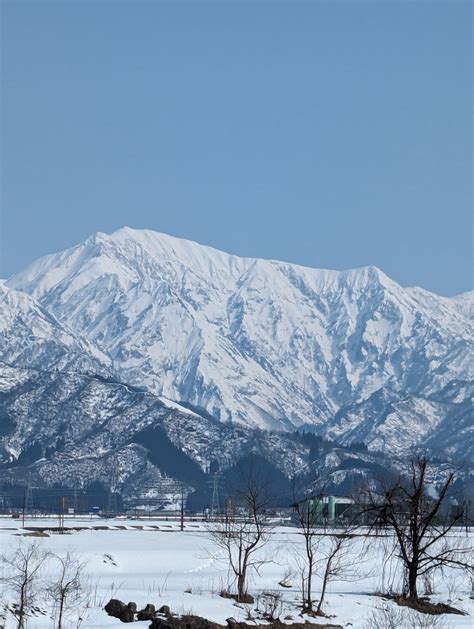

{"left": 295, "top": 495, "right": 354, "bottom": 524}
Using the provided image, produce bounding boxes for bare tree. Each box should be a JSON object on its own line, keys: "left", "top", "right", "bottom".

{"left": 362, "top": 456, "right": 470, "bottom": 601}
{"left": 292, "top": 483, "right": 324, "bottom": 613}
{"left": 1, "top": 540, "right": 49, "bottom": 628}
{"left": 47, "top": 552, "right": 86, "bottom": 629}
{"left": 293, "top": 477, "right": 364, "bottom": 616}
{"left": 315, "top": 530, "right": 363, "bottom": 615}
{"left": 209, "top": 463, "right": 272, "bottom": 602}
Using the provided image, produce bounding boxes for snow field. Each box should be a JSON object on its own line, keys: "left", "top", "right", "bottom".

{"left": 0, "top": 520, "right": 472, "bottom": 628}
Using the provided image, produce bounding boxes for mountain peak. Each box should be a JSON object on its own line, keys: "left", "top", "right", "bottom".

{"left": 6, "top": 227, "right": 416, "bottom": 300}
{"left": 6, "top": 227, "right": 472, "bottom": 434}
{"left": 82, "top": 227, "right": 399, "bottom": 295}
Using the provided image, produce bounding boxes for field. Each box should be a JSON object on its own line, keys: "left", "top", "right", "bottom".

{"left": 0, "top": 517, "right": 472, "bottom": 628}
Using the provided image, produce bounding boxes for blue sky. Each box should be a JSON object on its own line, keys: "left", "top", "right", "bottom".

{"left": 1, "top": 0, "right": 472, "bottom": 296}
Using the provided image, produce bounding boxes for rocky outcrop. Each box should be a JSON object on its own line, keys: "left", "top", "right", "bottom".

{"left": 104, "top": 599, "right": 343, "bottom": 628}
{"left": 150, "top": 616, "right": 343, "bottom": 629}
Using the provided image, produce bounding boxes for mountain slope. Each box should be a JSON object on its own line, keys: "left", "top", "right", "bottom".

{"left": 6, "top": 228, "right": 473, "bottom": 452}
{"left": 1, "top": 364, "right": 396, "bottom": 509}
{"left": 325, "top": 385, "right": 473, "bottom": 459}
{"left": 447, "top": 290, "right": 474, "bottom": 320}
{"left": 0, "top": 283, "right": 111, "bottom": 375}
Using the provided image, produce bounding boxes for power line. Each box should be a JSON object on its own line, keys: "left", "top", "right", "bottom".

{"left": 211, "top": 472, "right": 220, "bottom": 519}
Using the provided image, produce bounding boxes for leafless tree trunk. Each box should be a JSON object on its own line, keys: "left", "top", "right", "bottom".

{"left": 315, "top": 530, "right": 362, "bottom": 615}
{"left": 292, "top": 484, "right": 324, "bottom": 613}
{"left": 361, "top": 456, "right": 470, "bottom": 601}
{"left": 1, "top": 540, "right": 48, "bottom": 629}
{"left": 209, "top": 463, "right": 272, "bottom": 602}
{"left": 47, "top": 552, "right": 86, "bottom": 629}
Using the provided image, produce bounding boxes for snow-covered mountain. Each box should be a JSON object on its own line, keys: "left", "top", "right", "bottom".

{"left": 448, "top": 290, "right": 474, "bottom": 320}
{"left": 1, "top": 363, "right": 393, "bottom": 508}
{"left": 325, "top": 384, "right": 473, "bottom": 460}
{"left": 0, "top": 282, "right": 111, "bottom": 376}
{"left": 6, "top": 227, "right": 473, "bottom": 457}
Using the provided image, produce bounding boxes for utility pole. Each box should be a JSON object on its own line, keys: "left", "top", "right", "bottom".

{"left": 73, "top": 485, "right": 79, "bottom": 516}
{"left": 464, "top": 499, "right": 471, "bottom": 536}
{"left": 58, "top": 497, "right": 65, "bottom": 532}
{"left": 106, "top": 483, "right": 118, "bottom": 518}
{"left": 106, "top": 458, "right": 119, "bottom": 518}
{"left": 22, "top": 490, "right": 26, "bottom": 528}
{"left": 25, "top": 484, "right": 33, "bottom": 518}
{"left": 211, "top": 472, "right": 220, "bottom": 520}
{"left": 180, "top": 485, "right": 185, "bottom": 532}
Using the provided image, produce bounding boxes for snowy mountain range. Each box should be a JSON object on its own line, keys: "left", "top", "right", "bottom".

{"left": 6, "top": 228, "right": 473, "bottom": 443}
{"left": 0, "top": 362, "right": 392, "bottom": 509}
{"left": 0, "top": 227, "right": 472, "bottom": 502}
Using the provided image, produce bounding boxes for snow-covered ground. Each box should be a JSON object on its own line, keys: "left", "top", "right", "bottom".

{"left": 0, "top": 518, "right": 472, "bottom": 628}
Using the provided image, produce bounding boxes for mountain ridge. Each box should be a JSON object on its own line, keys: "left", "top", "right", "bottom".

{"left": 10, "top": 226, "right": 472, "bottom": 300}
{"left": 6, "top": 227, "right": 472, "bottom": 453}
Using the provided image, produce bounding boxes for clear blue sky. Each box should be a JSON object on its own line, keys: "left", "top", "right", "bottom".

{"left": 1, "top": 0, "right": 472, "bottom": 296}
